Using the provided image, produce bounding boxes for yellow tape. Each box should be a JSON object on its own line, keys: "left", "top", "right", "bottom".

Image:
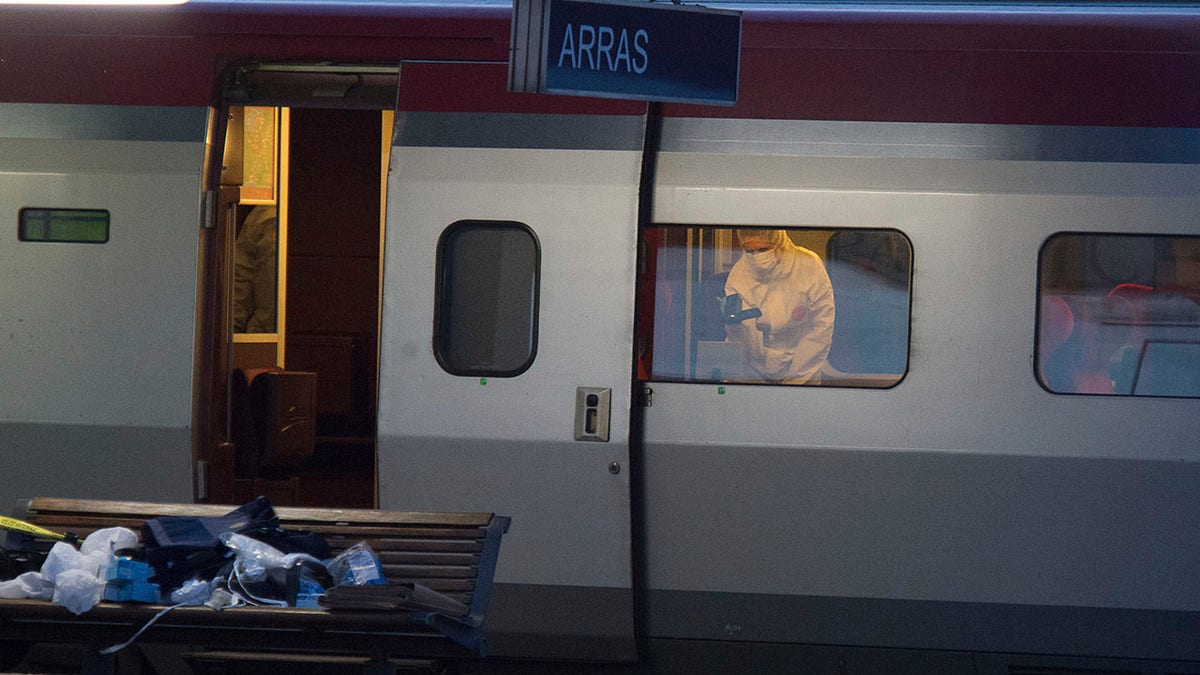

{"left": 0, "top": 515, "right": 66, "bottom": 541}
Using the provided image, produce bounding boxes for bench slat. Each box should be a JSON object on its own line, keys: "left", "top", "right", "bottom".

{"left": 27, "top": 497, "right": 493, "bottom": 527}
{"left": 24, "top": 517, "right": 488, "bottom": 550}
{"left": 377, "top": 552, "right": 480, "bottom": 566}
{"left": 323, "top": 537, "right": 483, "bottom": 554}
{"left": 301, "top": 526, "right": 487, "bottom": 539}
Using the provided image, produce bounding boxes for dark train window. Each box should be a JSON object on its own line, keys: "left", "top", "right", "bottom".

{"left": 434, "top": 220, "right": 540, "bottom": 377}
{"left": 19, "top": 208, "right": 109, "bottom": 244}
{"left": 637, "top": 226, "right": 912, "bottom": 387}
{"left": 1038, "top": 233, "right": 1200, "bottom": 397}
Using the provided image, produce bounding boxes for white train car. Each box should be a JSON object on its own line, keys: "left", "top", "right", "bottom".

{"left": 0, "top": 1, "right": 1198, "bottom": 672}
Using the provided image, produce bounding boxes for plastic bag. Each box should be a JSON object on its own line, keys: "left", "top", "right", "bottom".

{"left": 0, "top": 571, "right": 53, "bottom": 600}
{"left": 80, "top": 527, "right": 138, "bottom": 558}
{"left": 39, "top": 531, "right": 139, "bottom": 615}
{"left": 325, "top": 542, "right": 386, "bottom": 586}
{"left": 82, "top": 528, "right": 139, "bottom": 581}
{"left": 52, "top": 568, "right": 105, "bottom": 615}
{"left": 218, "top": 531, "right": 327, "bottom": 607}
{"left": 218, "top": 532, "right": 324, "bottom": 583}
{"left": 169, "top": 577, "right": 215, "bottom": 606}
{"left": 41, "top": 541, "right": 92, "bottom": 583}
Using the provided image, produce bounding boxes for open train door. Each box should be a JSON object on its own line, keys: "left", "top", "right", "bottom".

{"left": 376, "top": 62, "right": 642, "bottom": 662}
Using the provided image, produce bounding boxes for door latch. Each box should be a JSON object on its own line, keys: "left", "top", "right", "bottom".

{"left": 574, "top": 387, "right": 611, "bottom": 442}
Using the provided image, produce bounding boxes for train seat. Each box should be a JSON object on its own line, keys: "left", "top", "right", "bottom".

{"left": 1038, "top": 294, "right": 1075, "bottom": 385}
{"left": 1043, "top": 285, "right": 1200, "bottom": 395}
{"left": 231, "top": 368, "right": 317, "bottom": 504}
{"left": 1107, "top": 283, "right": 1200, "bottom": 396}
{"left": 1039, "top": 293, "right": 1122, "bottom": 394}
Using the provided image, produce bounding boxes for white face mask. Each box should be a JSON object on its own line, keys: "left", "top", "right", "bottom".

{"left": 747, "top": 249, "right": 779, "bottom": 276}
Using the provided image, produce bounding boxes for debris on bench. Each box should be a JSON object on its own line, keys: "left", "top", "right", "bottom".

{"left": 0, "top": 496, "right": 512, "bottom": 662}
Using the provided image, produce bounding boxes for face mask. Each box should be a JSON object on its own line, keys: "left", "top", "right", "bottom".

{"left": 747, "top": 249, "right": 779, "bottom": 275}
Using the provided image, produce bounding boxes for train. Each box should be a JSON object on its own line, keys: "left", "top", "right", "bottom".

{"left": 1, "top": 0, "right": 1199, "bottom": 672}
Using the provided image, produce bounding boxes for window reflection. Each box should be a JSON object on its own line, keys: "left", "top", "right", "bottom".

{"left": 434, "top": 220, "right": 540, "bottom": 377}
{"left": 638, "top": 226, "right": 912, "bottom": 387}
{"left": 1038, "top": 233, "right": 1200, "bottom": 397}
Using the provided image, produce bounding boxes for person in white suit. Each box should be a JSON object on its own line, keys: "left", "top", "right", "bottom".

{"left": 724, "top": 229, "right": 835, "bottom": 384}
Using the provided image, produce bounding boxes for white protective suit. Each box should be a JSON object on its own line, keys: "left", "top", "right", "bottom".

{"left": 232, "top": 205, "right": 278, "bottom": 333}
{"left": 724, "top": 231, "right": 835, "bottom": 383}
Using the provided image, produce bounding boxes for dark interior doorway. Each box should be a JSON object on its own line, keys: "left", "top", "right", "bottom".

{"left": 282, "top": 108, "right": 383, "bottom": 508}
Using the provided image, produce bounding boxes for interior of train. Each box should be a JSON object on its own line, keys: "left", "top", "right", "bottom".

{"left": 207, "top": 105, "right": 388, "bottom": 508}
{"left": 637, "top": 225, "right": 1200, "bottom": 397}
{"left": 1038, "top": 233, "right": 1200, "bottom": 396}
{"left": 638, "top": 226, "right": 913, "bottom": 388}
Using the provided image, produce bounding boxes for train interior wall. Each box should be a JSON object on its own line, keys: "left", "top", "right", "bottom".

{"left": 224, "top": 107, "right": 384, "bottom": 508}
{"left": 280, "top": 108, "right": 381, "bottom": 508}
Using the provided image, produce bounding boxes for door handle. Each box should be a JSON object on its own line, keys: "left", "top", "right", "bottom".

{"left": 574, "top": 387, "right": 611, "bottom": 442}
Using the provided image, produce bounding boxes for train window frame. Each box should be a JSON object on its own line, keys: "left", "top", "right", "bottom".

{"left": 637, "top": 224, "right": 913, "bottom": 389}
{"left": 1037, "top": 231, "right": 1200, "bottom": 398}
{"left": 18, "top": 208, "right": 110, "bottom": 244}
{"left": 433, "top": 220, "right": 541, "bottom": 378}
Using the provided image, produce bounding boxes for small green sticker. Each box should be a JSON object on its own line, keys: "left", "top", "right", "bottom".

{"left": 480, "top": 378, "right": 488, "bottom": 386}
{"left": 717, "top": 386, "right": 726, "bottom": 395}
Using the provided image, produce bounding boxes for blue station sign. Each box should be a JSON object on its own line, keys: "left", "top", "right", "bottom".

{"left": 510, "top": 0, "right": 741, "bottom": 106}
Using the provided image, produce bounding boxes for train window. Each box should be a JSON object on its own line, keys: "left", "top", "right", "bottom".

{"left": 637, "top": 226, "right": 912, "bottom": 387}
{"left": 434, "top": 220, "right": 540, "bottom": 377}
{"left": 1038, "top": 233, "right": 1200, "bottom": 397}
{"left": 18, "top": 208, "right": 109, "bottom": 244}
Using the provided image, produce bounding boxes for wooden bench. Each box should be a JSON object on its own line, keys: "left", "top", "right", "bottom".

{"left": 0, "top": 497, "right": 510, "bottom": 675}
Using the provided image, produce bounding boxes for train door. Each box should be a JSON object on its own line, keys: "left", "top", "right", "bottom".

{"left": 0, "top": 103, "right": 205, "bottom": 504}
{"left": 375, "top": 62, "right": 641, "bottom": 660}
{"left": 195, "top": 64, "right": 398, "bottom": 507}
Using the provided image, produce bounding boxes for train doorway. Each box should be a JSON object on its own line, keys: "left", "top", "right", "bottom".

{"left": 195, "top": 63, "right": 399, "bottom": 508}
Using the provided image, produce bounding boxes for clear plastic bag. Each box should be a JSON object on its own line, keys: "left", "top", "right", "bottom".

{"left": 325, "top": 542, "right": 386, "bottom": 586}
{"left": 169, "top": 577, "right": 214, "bottom": 606}
{"left": 217, "top": 532, "right": 324, "bottom": 583}
{"left": 217, "top": 531, "right": 328, "bottom": 607}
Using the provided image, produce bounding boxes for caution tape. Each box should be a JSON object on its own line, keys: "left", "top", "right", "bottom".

{"left": 0, "top": 515, "right": 67, "bottom": 541}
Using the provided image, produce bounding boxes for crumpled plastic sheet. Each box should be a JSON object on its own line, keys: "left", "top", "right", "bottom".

{"left": 81, "top": 527, "right": 138, "bottom": 558}
{"left": 51, "top": 567, "right": 106, "bottom": 615}
{"left": 0, "top": 571, "right": 53, "bottom": 600}
{"left": 0, "top": 527, "right": 139, "bottom": 615}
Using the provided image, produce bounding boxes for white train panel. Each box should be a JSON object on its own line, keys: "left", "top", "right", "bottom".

{"left": 378, "top": 114, "right": 643, "bottom": 591}
{"left": 638, "top": 120, "right": 1200, "bottom": 659}
{"left": 0, "top": 104, "right": 204, "bottom": 503}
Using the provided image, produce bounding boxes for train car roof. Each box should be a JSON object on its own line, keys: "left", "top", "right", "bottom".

{"left": 1, "top": 0, "right": 1199, "bottom": 125}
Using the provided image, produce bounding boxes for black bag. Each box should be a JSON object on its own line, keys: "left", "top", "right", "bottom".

{"left": 141, "top": 497, "right": 333, "bottom": 594}
{"left": 0, "top": 531, "right": 52, "bottom": 581}
{"left": 141, "top": 496, "right": 279, "bottom": 591}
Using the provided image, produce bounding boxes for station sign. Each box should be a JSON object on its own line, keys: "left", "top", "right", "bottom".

{"left": 509, "top": 0, "right": 741, "bottom": 106}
